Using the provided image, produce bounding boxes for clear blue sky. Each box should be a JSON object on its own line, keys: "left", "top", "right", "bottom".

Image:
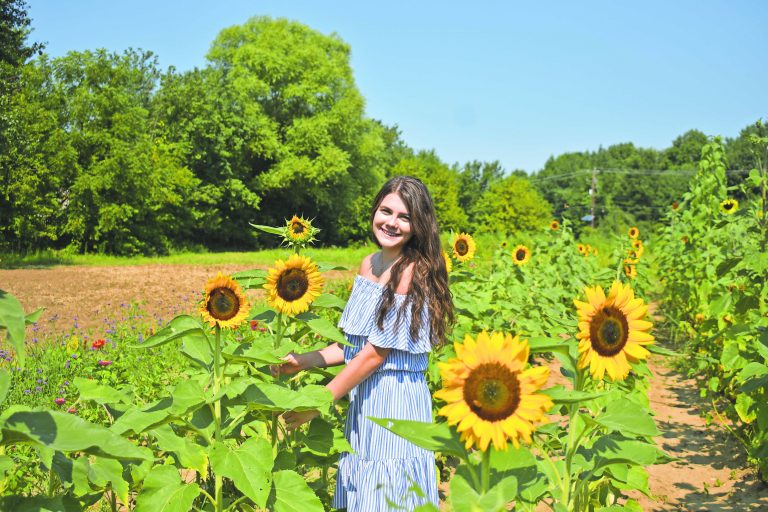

{"left": 26, "top": 0, "right": 768, "bottom": 173}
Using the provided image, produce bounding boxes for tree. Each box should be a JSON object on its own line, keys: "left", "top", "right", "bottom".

{"left": 458, "top": 160, "right": 504, "bottom": 226}
{"left": 472, "top": 175, "right": 552, "bottom": 235}
{"left": 201, "top": 16, "right": 388, "bottom": 246}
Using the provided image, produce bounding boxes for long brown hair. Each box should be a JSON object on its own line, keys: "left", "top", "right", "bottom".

{"left": 371, "top": 176, "right": 454, "bottom": 347}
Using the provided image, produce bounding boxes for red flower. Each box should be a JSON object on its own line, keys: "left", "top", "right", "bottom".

{"left": 92, "top": 339, "right": 106, "bottom": 349}
{"left": 97, "top": 360, "right": 113, "bottom": 367}
{"left": 250, "top": 320, "right": 259, "bottom": 331}
{"left": 67, "top": 407, "right": 77, "bottom": 414}
{"left": 54, "top": 397, "right": 66, "bottom": 406}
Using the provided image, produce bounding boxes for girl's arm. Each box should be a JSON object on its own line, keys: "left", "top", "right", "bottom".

{"left": 283, "top": 342, "right": 390, "bottom": 429}
{"left": 276, "top": 343, "right": 345, "bottom": 376}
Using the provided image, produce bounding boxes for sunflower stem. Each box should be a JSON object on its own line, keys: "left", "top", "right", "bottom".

{"left": 562, "top": 367, "right": 585, "bottom": 508}
{"left": 480, "top": 448, "right": 491, "bottom": 494}
{"left": 213, "top": 325, "right": 224, "bottom": 511}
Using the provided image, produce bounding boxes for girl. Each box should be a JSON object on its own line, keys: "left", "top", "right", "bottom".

{"left": 279, "top": 176, "right": 454, "bottom": 511}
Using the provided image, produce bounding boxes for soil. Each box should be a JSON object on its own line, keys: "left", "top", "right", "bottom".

{"left": 2, "top": 264, "right": 767, "bottom": 510}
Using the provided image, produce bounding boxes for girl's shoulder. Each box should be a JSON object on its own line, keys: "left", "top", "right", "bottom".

{"left": 357, "top": 252, "right": 413, "bottom": 295}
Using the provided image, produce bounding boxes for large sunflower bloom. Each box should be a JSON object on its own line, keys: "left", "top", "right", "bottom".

{"left": 628, "top": 227, "right": 640, "bottom": 239}
{"left": 435, "top": 332, "right": 552, "bottom": 451}
{"left": 451, "top": 233, "right": 476, "bottom": 262}
{"left": 264, "top": 254, "right": 324, "bottom": 315}
{"left": 574, "top": 282, "right": 654, "bottom": 381}
{"left": 550, "top": 220, "right": 560, "bottom": 231}
{"left": 720, "top": 198, "right": 738, "bottom": 215}
{"left": 512, "top": 245, "right": 531, "bottom": 266}
{"left": 200, "top": 273, "right": 251, "bottom": 329}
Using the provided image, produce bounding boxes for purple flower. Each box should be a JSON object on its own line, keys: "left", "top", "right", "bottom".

{"left": 64, "top": 380, "right": 69, "bottom": 386}
{"left": 97, "top": 360, "right": 113, "bottom": 367}
{"left": 55, "top": 398, "right": 66, "bottom": 406}
{"left": 64, "top": 360, "right": 71, "bottom": 369}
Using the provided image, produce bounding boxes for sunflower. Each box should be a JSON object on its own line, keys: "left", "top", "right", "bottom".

{"left": 592, "top": 246, "right": 599, "bottom": 256}
{"left": 720, "top": 198, "right": 738, "bottom": 215}
{"left": 264, "top": 254, "right": 324, "bottom": 315}
{"left": 672, "top": 201, "right": 679, "bottom": 211}
{"left": 623, "top": 264, "right": 637, "bottom": 279}
{"left": 577, "top": 243, "right": 587, "bottom": 254}
{"left": 442, "top": 250, "right": 453, "bottom": 273}
{"left": 681, "top": 235, "right": 689, "bottom": 245}
{"left": 200, "top": 273, "right": 251, "bottom": 329}
{"left": 550, "top": 220, "right": 560, "bottom": 231}
{"left": 623, "top": 257, "right": 639, "bottom": 266}
{"left": 512, "top": 245, "right": 531, "bottom": 266}
{"left": 631, "top": 239, "right": 643, "bottom": 251}
{"left": 435, "top": 332, "right": 552, "bottom": 451}
{"left": 574, "top": 281, "right": 654, "bottom": 381}
{"left": 500, "top": 241, "right": 508, "bottom": 248}
{"left": 451, "top": 233, "right": 476, "bottom": 262}
{"left": 284, "top": 215, "right": 317, "bottom": 245}
{"left": 628, "top": 227, "right": 640, "bottom": 239}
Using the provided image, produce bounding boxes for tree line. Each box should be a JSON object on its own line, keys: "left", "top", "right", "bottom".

{"left": 1, "top": 2, "right": 764, "bottom": 255}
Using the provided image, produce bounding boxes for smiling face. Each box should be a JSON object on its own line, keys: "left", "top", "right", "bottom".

{"left": 372, "top": 192, "right": 413, "bottom": 252}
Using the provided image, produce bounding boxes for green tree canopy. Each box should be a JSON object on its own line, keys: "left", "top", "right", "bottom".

{"left": 472, "top": 175, "right": 552, "bottom": 235}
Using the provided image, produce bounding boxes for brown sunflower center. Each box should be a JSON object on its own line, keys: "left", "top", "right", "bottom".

{"left": 515, "top": 249, "right": 527, "bottom": 261}
{"left": 455, "top": 240, "right": 469, "bottom": 255}
{"left": 463, "top": 362, "right": 521, "bottom": 421}
{"left": 207, "top": 287, "right": 241, "bottom": 321}
{"left": 723, "top": 202, "right": 734, "bottom": 211}
{"left": 292, "top": 221, "right": 306, "bottom": 234}
{"left": 589, "top": 306, "right": 629, "bottom": 356}
{"left": 276, "top": 268, "right": 309, "bottom": 301}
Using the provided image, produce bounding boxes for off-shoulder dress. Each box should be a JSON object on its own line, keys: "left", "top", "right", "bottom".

{"left": 332, "top": 275, "right": 439, "bottom": 511}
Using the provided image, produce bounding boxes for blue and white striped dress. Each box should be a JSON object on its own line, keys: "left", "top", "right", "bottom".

{"left": 332, "top": 275, "right": 439, "bottom": 511}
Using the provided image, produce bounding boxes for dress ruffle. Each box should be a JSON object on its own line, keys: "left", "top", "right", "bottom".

{"left": 338, "top": 276, "right": 431, "bottom": 354}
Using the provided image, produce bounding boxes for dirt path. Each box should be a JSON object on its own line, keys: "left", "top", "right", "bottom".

{"left": 636, "top": 359, "right": 768, "bottom": 511}
{"left": 1, "top": 265, "right": 767, "bottom": 509}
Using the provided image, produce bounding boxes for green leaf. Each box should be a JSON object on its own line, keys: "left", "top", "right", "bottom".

{"left": 0, "top": 454, "right": 14, "bottom": 476}
{"left": 240, "top": 383, "right": 333, "bottom": 413}
{"left": 0, "top": 289, "right": 28, "bottom": 367}
{"left": 24, "top": 307, "right": 45, "bottom": 325}
{"left": 131, "top": 315, "right": 207, "bottom": 349}
{"left": 249, "top": 223, "right": 285, "bottom": 236}
{"left": 593, "top": 400, "right": 659, "bottom": 437}
{"left": 542, "top": 386, "right": 608, "bottom": 404}
{"left": 180, "top": 334, "right": 213, "bottom": 371}
{"left": 222, "top": 343, "right": 284, "bottom": 365}
{"left": 302, "top": 418, "right": 334, "bottom": 456}
{"left": 0, "top": 369, "right": 10, "bottom": 405}
{"left": 151, "top": 425, "right": 208, "bottom": 474}
{"left": 251, "top": 307, "right": 277, "bottom": 323}
{"left": 315, "top": 263, "right": 348, "bottom": 272}
{"left": 449, "top": 473, "right": 483, "bottom": 511}
{"left": 0, "top": 408, "right": 153, "bottom": 461}
{"left": 716, "top": 258, "right": 741, "bottom": 277}
{"left": 112, "top": 379, "right": 208, "bottom": 435}
{"left": 74, "top": 377, "right": 132, "bottom": 405}
{"left": 270, "top": 470, "right": 325, "bottom": 512}
{"left": 0, "top": 495, "right": 82, "bottom": 511}
{"left": 135, "top": 465, "right": 201, "bottom": 512}
{"left": 302, "top": 316, "right": 350, "bottom": 345}
{"left": 588, "top": 435, "right": 670, "bottom": 470}
{"left": 735, "top": 393, "right": 757, "bottom": 423}
{"left": 209, "top": 438, "right": 273, "bottom": 508}
{"left": 527, "top": 336, "right": 571, "bottom": 355}
{"left": 310, "top": 293, "right": 347, "bottom": 310}
{"left": 88, "top": 457, "right": 129, "bottom": 504}
{"left": 368, "top": 418, "right": 467, "bottom": 458}
{"left": 647, "top": 344, "right": 683, "bottom": 357}
{"left": 233, "top": 269, "right": 267, "bottom": 290}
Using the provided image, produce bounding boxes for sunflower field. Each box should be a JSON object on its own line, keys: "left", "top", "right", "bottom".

{"left": 0, "top": 134, "right": 766, "bottom": 510}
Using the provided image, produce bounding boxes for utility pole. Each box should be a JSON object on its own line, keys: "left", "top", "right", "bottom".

{"left": 590, "top": 168, "right": 597, "bottom": 228}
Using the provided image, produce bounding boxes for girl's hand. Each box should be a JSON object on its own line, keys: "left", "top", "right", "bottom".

{"left": 271, "top": 352, "right": 303, "bottom": 377}
{"left": 283, "top": 409, "right": 320, "bottom": 430}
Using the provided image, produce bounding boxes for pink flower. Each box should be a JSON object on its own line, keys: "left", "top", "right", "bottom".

{"left": 67, "top": 407, "right": 77, "bottom": 414}
{"left": 54, "top": 397, "right": 66, "bottom": 406}
{"left": 92, "top": 339, "right": 106, "bottom": 349}
{"left": 97, "top": 360, "right": 113, "bottom": 367}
